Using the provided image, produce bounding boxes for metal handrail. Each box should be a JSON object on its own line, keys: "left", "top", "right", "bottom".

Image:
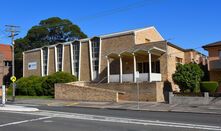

{"left": 96, "top": 76, "right": 107, "bottom": 85}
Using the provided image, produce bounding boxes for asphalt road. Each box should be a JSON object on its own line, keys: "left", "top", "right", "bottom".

{"left": 36, "top": 106, "right": 221, "bottom": 126}
{"left": 0, "top": 106, "right": 220, "bottom": 131}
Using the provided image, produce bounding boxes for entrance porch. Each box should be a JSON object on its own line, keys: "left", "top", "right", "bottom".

{"left": 106, "top": 47, "right": 166, "bottom": 83}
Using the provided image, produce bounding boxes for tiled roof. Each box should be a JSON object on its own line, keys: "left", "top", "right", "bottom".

{"left": 202, "top": 41, "right": 221, "bottom": 48}
{"left": 0, "top": 44, "right": 12, "bottom": 61}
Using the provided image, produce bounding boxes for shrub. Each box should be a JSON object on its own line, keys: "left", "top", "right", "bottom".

{"left": 200, "top": 81, "right": 218, "bottom": 93}
{"left": 7, "top": 86, "right": 13, "bottom": 96}
{"left": 42, "top": 72, "right": 77, "bottom": 96}
{"left": 172, "top": 63, "right": 204, "bottom": 93}
{"left": 16, "top": 76, "right": 44, "bottom": 96}
{"left": 14, "top": 72, "right": 77, "bottom": 96}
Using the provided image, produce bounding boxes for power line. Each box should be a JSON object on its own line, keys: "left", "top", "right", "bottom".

{"left": 18, "top": 0, "right": 154, "bottom": 30}
{"left": 75, "top": 0, "right": 152, "bottom": 22}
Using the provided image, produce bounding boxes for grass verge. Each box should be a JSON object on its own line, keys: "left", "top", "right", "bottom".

{"left": 6, "top": 95, "right": 53, "bottom": 100}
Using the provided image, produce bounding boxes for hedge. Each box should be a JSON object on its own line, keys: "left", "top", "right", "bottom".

{"left": 200, "top": 81, "right": 218, "bottom": 93}
{"left": 42, "top": 72, "right": 77, "bottom": 96}
{"left": 15, "top": 76, "right": 44, "bottom": 96}
{"left": 11, "top": 72, "right": 77, "bottom": 96}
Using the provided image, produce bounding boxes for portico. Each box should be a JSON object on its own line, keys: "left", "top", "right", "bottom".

{"left": 106, "top": 46, "right": 166, "bottom": 83}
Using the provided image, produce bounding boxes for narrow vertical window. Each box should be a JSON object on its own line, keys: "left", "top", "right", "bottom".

{"left": 91, "top": 38, "right": 100, "bottom": 80}
{"left": 43, "top": 48, "right": 48, "bottom": 76}
{"left": 57, "top": 45, "right": 63, "bottom": 71}
{"left": 72, "top": 41, "right": 80, "bottom": 77}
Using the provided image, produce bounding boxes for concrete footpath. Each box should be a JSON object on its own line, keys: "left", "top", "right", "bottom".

{"left": 5, "top": 99, "right": 221, "bottom": 115}
{"left": 0, "top": 104, "right": 39, "bottom": 111}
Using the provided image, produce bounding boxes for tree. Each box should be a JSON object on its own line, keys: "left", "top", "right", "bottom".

{"left": 14, "top": 17, "right": 87, "bottom": 78}
{"left": 25, "top": 17, "right": 87, "bottom": 48}
{"left": 172, "top": 63, "right": 204, "bottom": 93}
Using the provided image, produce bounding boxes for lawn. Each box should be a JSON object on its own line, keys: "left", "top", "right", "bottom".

{"left": 6, "top": 95, "right": 53, "bottom": 100}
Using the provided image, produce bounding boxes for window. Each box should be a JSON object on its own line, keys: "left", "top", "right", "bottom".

{"left": 72, "top": 41, "right": 80, "bottom": 77}
{"left": 137, "top": 61, "right": 160, "bottom": 73}
{"left": 43, "top": 48, "right": 48, "bottom": 75}
{"left": 137, "top": 62, "right": 148, "bottom": 73}
{"left": 4, "top": 61, "right": 12, "bottom": 67}
{"left": 219, "top": 51, "right": 221, "bottom": 59}
{"left": 91, "top": 38, "right": 100, "bottom": 79}
{"left": 57, "top": 45, "right": 63, "bottom": 71}
{"left": 155, "top": 61, "right": 160, "bottom": 73}
{"left": 176, "top": 57, "right": 183, "bottom": 64}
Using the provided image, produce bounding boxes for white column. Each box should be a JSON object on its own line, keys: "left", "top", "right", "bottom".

{"left": 148, "top": 51, "right": 152, "bottom": 82}
{"left": 119, "top": 55, "right": 123, "bottom": 83}
{"left": 54, "top": 46, "right": 58, "bottom": 72}
{"left": 61, "top": 44, "right": 64, "bottom": 71}
{"left": 70, "top": 43, "right": 74, "bottom": 75}
{"left": 133, "top": 53, "right": 137, "bottom": 83}
{"left": 106, "top": 56, "right": 110, "bottom": 83}
{"left": 78, "top": 41, "right": 82, "bottom": 81}
{"left": 22, "top": 52, "right": 25, "bottom": 77}
{"left": 98, "top": 38, "right": 102, "bottom": 74}
{"left": 40, "top": 48, "right": 44, "bottom": 76}
{"left": 89, "top": 40, "right": 94, "bottom": 81}
{"left": 47, "top": 48, "right": 50, "bottom": 76}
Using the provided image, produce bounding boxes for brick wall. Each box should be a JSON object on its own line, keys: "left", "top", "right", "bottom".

{"left": 135, "top": 27, "right": 164, "bottom": 44}
{"left": 99, "top": 34, "right": 135, "bottom": 81}
{"left": 55, "top": 83, "right": 118, "bottom": 102}
{"left": 80, "top": 41, "right": 91, "bottom": 81}
{"left": 48, "top": 47, "right": 55, "bottom": 75}
{"left": 167, "top": 45, "right": 185, "bottom": 91}
{"left": 74, "top": 81, "right": 165, "bottom": 102}
{"left": 24, "top": 50, "right": 41, "bottom": 77}
{"left": 209, "top": 71, "right": 221, "bottom": 81}
{"left": 63, "top": 45, "right": 72, "bottom": 73}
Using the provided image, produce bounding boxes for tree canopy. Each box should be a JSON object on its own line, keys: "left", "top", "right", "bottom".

{"left": 14, "top": 17, "right": 87, "bottom": 78}
{"left": 15, "top": 17, "right": 87, "bottom": 52}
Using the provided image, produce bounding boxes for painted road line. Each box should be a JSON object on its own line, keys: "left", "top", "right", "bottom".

{"left": 4, "top": 110, "right": 221, "bottom": 131}
{"left": 65, "top": 102, "right": 79, "bottom": 106}
{"left": 0, "top": 116, "right": 52, "bottom": 127}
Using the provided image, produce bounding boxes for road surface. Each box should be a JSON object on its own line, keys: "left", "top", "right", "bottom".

{"left": 0, "top": 106, "right": 220, "bottom": 131}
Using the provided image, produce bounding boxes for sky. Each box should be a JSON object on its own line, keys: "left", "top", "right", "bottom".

{"left": 0, "top": 0, "right": 220, "bottom": 55}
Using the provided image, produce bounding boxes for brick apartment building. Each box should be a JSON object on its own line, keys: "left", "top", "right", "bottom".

{"left": 203, "top": 41, "right": 221, "bottom": 81}
{"left": 0, "top": 44, "right": 12, "bottom": 86}
{"left": 23, "top": 26, "right": 206, "bottom": 92}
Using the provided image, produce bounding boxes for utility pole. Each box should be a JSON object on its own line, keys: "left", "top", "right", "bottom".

{"left": 5, "top": 25, "right": 20, "bottom": 102}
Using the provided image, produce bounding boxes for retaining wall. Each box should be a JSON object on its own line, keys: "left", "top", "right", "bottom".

{"left": 169, "top": 92, "right": 215, "bottom": 105}
{"left": 55, "top": 83, "right": 118, "bottom": 102}
{"left": 70, "top": 81, "right": 165, "bottom": 102}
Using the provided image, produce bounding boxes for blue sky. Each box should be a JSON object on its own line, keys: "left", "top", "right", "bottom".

{"left": 0, "top": 0, "right": 220, "bottom": 55}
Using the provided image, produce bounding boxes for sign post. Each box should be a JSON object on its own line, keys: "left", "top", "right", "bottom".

{"left": 10, "top": 76, "right": 16, "bottom": 101}
{"left": 2, "top": 85, "right": 5, "bottom": 106}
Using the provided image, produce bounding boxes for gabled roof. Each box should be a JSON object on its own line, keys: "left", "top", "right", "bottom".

{"left": 202, "top": 41, "right": 221, "bottom": 49}
{"left": 0, "top": 44, "right": 12, "bottom": 61}
{"left": 81, "top": 26, "right": 164, "bottom": 41}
